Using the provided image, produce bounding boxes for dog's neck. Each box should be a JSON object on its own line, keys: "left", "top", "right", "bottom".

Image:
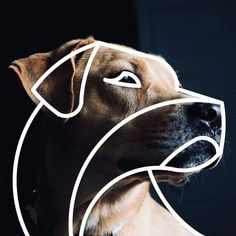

{"left": 83, "top": 181, "right": 150, "bottom": 235}
{"left": 41, "top": 119, "right": 150, "bottom": 235}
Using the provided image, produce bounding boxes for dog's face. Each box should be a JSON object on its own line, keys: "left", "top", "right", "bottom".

{"left": 72, "top": 45, "right": 222, "bottom": 178}
{"left": 11, "top": 38, "right": 222, "bottom": 185}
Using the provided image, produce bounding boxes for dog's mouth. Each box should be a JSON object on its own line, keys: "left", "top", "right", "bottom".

{"left": 117, "top": 140, "right": 218, "bottom": 185}
{"left": 167, "top": 140, "right": 217, "bottom": 169}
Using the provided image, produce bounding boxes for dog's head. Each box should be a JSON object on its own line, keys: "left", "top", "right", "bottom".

{"left": 10, "top": 37, "right": 225, "bottom": 185}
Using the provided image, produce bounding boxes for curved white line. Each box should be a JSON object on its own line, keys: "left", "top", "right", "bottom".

{"left": 103, "top": 71, "right": 141, "bottom": 88}
{"left": 148, "top": 170, "right": 204, "bottom": 236}
{"left": 161, "top": 136, "right": 219, "bottom": 167}
{"left": 70, "top": 99, "right": 224, "bottom": 236}
{"left": 12, "top": 102, "right": 43, "bottom": 236}
{"left": 12, "top": 41, "right": 226, "bottom": 236}
{"left": 31, "top": 44, "right": 100, "bottom": 118}
{"left": 31, "top": 41, "right": 223, "bottom": 119}
{"left": 78, "top": 137, "right": 220, "bottom": 236}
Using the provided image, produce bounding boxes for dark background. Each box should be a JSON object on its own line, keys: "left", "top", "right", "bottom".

{"left": 1, "top": 0, "right": 236, "bottom": 235}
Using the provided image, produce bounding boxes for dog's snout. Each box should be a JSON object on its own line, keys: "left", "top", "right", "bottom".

{"left": 188, "top": 103, "right": 221, "bottom": 128}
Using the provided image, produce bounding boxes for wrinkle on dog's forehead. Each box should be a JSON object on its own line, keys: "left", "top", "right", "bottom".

{"left": 88, "top": 46, "right": 136, "bottom": 75}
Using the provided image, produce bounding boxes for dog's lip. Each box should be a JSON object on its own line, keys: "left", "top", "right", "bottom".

{"left": 149, "top": 172, "right": 190, "bottom": 186}
{"left": 117, "top": 158, "right": 191, "bottom": 186}
{"left": 127, "top": 171, "right": 190, "bottom": 186}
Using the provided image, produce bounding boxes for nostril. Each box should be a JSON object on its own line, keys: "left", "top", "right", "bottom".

{"left": 188, "top": 103, "right": 221, "bottom": 128}
{"left": 203, "top": 106, "right": 218, "bottom": 122}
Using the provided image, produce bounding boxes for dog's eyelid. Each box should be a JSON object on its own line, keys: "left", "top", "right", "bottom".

{"left": 110, "top": 69, "right": 136, "bottom": 77}
{"left": 123, "top": 69, "right": 142, "bottom": 80}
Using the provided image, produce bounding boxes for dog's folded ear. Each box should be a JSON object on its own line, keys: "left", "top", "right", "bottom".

{"left": 10, "top": 37, "right": 96, "bottom": 116}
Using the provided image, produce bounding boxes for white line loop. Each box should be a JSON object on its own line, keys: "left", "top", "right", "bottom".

{"left": 12, "top": 41, "right": 226, "bottom": 236}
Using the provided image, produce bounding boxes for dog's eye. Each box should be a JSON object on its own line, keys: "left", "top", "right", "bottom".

{"left": 120, "top": 75, "right": 136, "bottom": 84}
{"left": 103, "top": 71, "right": 141, "bottom": 88}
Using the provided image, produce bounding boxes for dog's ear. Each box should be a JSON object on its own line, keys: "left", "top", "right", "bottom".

{"left": 10, "top": 37, "right": 95, "bottom": 115}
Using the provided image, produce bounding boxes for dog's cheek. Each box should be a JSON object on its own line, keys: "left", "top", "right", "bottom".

{"left": 93, "top": 86, "right": 140, "bottom": 122}
{"left": 164, "top": 111, "right": 191, "bottom": 147}
{"left": 147, "top": 107, "right": 192, "bottom": 151}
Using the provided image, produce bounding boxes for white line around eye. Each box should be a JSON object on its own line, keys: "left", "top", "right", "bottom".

{"left": 103, "top": 71, "right": 141, "bottom": 88}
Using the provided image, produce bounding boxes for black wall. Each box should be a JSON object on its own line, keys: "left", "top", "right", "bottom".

{"left": 135, "top": 0, "right": 236, "bottom": 235}
{"left": 1, "top": 0, "right": 235, "bottom": 235}
{"left": 1, "top": 1, "right": 138, "bottom": 235}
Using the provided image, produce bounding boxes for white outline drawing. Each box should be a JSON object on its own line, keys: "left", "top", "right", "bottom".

{"left": 12, "top": 41, "right": 226, "bottom": 236}
{"left": 103, "top": 71, "right": 141, "bottom": 88}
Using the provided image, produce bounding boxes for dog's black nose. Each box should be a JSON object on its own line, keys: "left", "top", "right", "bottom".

{"left": 188, "top": 103, "right": 221, "bottom": 128}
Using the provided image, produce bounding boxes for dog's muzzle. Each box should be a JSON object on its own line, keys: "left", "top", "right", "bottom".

{"left": 167, "top": 102, "right": 222, "bottom": 169}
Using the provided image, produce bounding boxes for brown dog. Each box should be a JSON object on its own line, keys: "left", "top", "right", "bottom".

{"left": 11, "top": 37, "right": 221, "bottom": 236}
